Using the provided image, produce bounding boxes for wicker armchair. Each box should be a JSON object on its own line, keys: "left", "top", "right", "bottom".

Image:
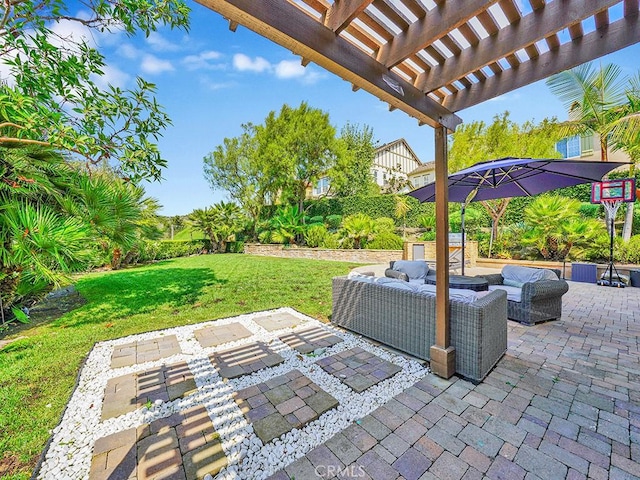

{"left": 479, "top": 268, "right": 568, "bottom": 325}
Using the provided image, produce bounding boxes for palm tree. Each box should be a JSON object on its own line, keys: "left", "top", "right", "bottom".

{"left": 547, "top": 63, "right": 628, "bottom": 162}
{"left": 0, "top": 146, "right": 93, "bottom": 316}
{"left": 209, "top": 201, "right": 245, "bottom": 253}
{"left": 521, "top": 195, "right": 605, "bottom": 261}
{"left": 340, "top": 213, "right": 375, "bottom": 249}
{"left": 394, "top": 195, "right": 410, "bottom": 240}
{"left": 189, "top": 208, "right": 218, "bottom": 252}
{"left": 269, "top": 205, "right": 305, "bottom": 246}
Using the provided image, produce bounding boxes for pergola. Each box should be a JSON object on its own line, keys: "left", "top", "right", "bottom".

{"left": 195, "top": 0, "right": 640, "bottom": 378}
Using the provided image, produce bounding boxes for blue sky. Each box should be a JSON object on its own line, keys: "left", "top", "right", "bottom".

{"left": 74, "top": 4, "right": 640, "bottom": 216}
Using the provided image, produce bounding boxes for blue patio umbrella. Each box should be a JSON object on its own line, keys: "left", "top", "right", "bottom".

{"left": 408, "top": 157, "right": 629, "bottom": 274}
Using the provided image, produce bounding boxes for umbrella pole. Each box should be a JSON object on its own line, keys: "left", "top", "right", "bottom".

{"left": 461, "top": 203, "right": 465, "bottom": 276}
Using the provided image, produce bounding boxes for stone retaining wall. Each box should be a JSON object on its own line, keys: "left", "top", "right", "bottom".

{"left": 244, "top": 244, "right": 402, "bottom": 264}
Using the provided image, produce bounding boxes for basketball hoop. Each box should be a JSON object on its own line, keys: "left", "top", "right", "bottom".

{"left": 591, "top": 179, "right": 636, "bottom": 287}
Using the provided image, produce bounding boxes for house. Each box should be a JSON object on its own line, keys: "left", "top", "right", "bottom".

{"left": 311, "top": 138, "right": 430, "bottom": 197}
{"left": 408, "top": 161, "right": 436, "bottom": 189}
{"left": 556, "top": 133, "right": 631, "bottom": 162}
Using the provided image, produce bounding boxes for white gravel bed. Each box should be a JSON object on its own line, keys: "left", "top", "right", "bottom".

{"left": 36, "top": 307, "right": 429, "bottom": 480}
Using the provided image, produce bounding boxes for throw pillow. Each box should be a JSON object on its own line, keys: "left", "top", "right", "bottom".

{"left": 503, "top": 278, "right": 524, "bottom": 288}
{"left": 392, "top": 260, "right": 429, "bottom": 280}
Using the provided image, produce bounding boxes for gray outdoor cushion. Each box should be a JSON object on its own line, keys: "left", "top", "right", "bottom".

{"left": 392, "top": 260, "right": 430, "bottom": 280}
{"left": 502, "top": 265, "right": 558, "bottom": 283}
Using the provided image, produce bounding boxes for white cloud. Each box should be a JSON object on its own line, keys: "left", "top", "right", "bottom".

{"left": 141, "top": 54, "right": 174, "bottom": 74}
{"left": 146, "top": 32, "right": 181, "bottom": 52}
{"left": 48, "top": 19, "right": 97, "bottom": 50}
{"left": 233, "top": 53, "right": 271, "bottom": 73}
{"left": 91, "top": 64, "right": 130, "bottom": 89}
{"left": 274, "top": 60, "right": 305, "bottom": 79}
{"left": 183, "top": 50, "right": 224, "bottom": 70}
{"left": 199, "top": 76, "right": 235, "bottom": 91}
{"left": 117, "top": 43, "right": 140, "bottom": 60}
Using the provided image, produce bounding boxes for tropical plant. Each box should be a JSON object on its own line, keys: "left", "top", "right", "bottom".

{"left": 268, "top": 205, "right": 306, "bottom": 246}
{"left": 373, "top": 217, "right": 396, "bottom": 234}
{"left": 304, "top": 224, "right": 332, "bottom": 248}
{"left": 368, "top": 231, "right": 404, "bottom": 250}
{"left": 209, "top": 202, "right": 245, "bottom": 253}
{"left": 340, "top": 213, "right": 375, "bottom": 249}
{"left": 394, "top": 195, "right": 410, "bottom": 239}
{"left": 0, "top": 147, "right": 91, "bottom": 315}
{"left": 520, "top": 195, "right": 606, "bottom": 261}
{"left": 547, "top": 63, "right": 628, "bottom": 162}
{"left": 188, "top": 202, "right": 245, "bottom": 253}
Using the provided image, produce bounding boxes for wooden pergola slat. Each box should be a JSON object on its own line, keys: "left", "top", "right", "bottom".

{"left": 445, "top": 13, "right": 640, "bottom": 111}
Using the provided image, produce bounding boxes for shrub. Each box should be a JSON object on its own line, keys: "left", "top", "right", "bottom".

{"left": 325, "top": 214, "right": 342, "bottom": 230}
{"left": 304, "top": 224, "right": 331, "bottom": 248}
{"left": 320, "top": 233, "right": 340, "bottom": 249}
{"left": 373, "top": 217, "right": 396, "bottom": 233}
{"left": 309, "top": 215, "right": 324, "bottom": 224}
{"left": 368, "top": 231, "right": 404, "bottom": 250}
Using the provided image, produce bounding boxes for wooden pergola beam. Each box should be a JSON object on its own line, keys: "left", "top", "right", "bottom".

{"left": 197, "top": 0, "right": 462, "bottom": 131}
{"left": 378, "top": 0, "right": 497, "bottom": 68}
{"left": 419, "top": 0, "right": 621, "bottom": 94}
{"left": 325, "top": 0, "right": 373, "bottom": 34}
{"left": 444, "top": 13, "right": 640, "bottom": 112}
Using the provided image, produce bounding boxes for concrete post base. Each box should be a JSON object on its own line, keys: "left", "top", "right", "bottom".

{"left": 430, "top": 345, "right": 456, "bottom": 379}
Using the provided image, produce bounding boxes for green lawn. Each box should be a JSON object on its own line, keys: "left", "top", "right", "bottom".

{"left": 0, "top": 254, "right": 358, "bottom": 479}
{"left": 171, "top": 226, "right": 206, "bottom": 241}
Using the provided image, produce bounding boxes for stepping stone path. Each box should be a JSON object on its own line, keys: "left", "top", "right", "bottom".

{"left": 210, "top": 342, "right": 284, "bottom": 379}
{"left": 111, "top": 335, "right": 181, "bottom": 368}
{"left": 279, "top": 326, "right": 344, "bottom": 354}
{"left": 90, "top": 405, "right": 227, "bottom": 480}
{"left": 254, "top": 312, "right": 302, "bottom": 331}
{"left": 234, "top": 370, "right": 339, "bottom": 444}
{"left": 194, "top": 322, "right": 252, "bottom": 348}
{"left": 316, "top": 347, "right": 402, "bottom": 393}
{"left": 102, "top": 362, "right": 197, "bottom": 420}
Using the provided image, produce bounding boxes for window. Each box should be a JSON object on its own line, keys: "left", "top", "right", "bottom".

{"left": 556, "top": 134, "right": 594, "bottom": 158}
{"left": 314, "top": 177, "right": 330, "bottom": 195}
{"left": 581, "top": 134, "right": 593, "bottom": 154}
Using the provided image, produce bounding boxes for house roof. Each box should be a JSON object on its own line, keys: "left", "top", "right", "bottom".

{"left": 409, "top": 161, "right": 436, "bottom": 176}
{"left": 195, "top": 0, "right": 639, "bottom": 131}
{"left": 375, "top": 138, "right": 422, "bottom": 164}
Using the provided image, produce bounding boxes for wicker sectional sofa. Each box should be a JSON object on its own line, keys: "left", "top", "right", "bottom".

{"left": 331, "top": 276, "right": 508, "bottom": 382}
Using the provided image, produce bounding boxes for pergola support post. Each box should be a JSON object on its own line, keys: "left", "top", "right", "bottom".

{"left": 430, "top": 124, "right": 455, "bottom": 379}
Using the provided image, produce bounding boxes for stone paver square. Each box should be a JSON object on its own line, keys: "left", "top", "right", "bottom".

{"left": 111, "top": 335, "right": 181, "bottom": 368}
{"left": 254, "top": 312, "right": 303, "bottom": 331}
{"left": 91, "top": 404, "right": 225, "bottom": 480}
{"left": 193, "top": 322, "right": 252, "bottom": 348}
{"left": 210, "top": 342, "right": 284, "bottom": 379}
{"left": 102, "top": 362, "right": 195, "bottom": 420}
{"left": 234, "top": 370, "right": 339, "bottom": 444}
{"left": 316, "top": 348, "right": 401, "bottom": 393}
{"left": 278, "top": 326, "right": 344, "bottom": 354}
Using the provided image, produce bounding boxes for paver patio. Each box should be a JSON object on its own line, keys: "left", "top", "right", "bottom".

{"left": 38, "top": 280, "right": 640, "bottom": 480}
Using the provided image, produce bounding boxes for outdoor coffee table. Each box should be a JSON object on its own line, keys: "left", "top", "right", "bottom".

{"left": 425, "top": 274, "right": 489, "bottom": 292}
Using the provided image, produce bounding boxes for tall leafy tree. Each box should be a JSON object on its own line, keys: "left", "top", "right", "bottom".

{"left": 256, "top": 102, "right": 339, "bottom": 213}
{"left": 0, "top": 0, "right": 190, "bottom": 181}
{"left": 204, "top": 123, "right": 278, "bottom": 238}
{"left": 330, "top": 122, "right": 378, "bottom": 197}
{"left": 448, "top": 112, "right": 561, "bottom": 250}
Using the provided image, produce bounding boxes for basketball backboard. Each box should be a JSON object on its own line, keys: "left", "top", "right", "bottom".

{"left": 591, "top": 178, "right": 636, "bottom": 204}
